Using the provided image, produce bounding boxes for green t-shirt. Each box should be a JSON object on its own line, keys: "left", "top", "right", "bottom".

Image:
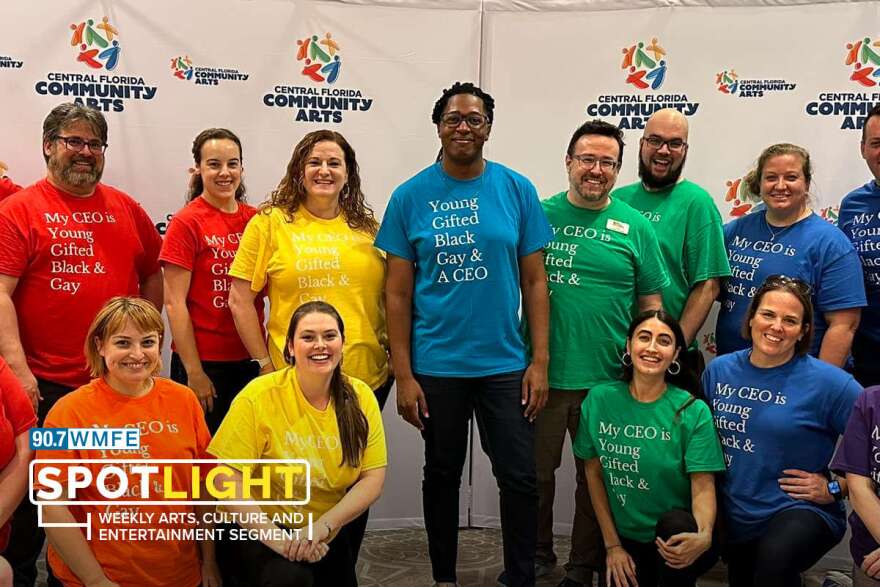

{"left": 542, "top": 193, "right": 669, "bottom": 389}
{"left": 573, "top": 380, "right": 726, "bottom": 542}
{"left": 612, "top": 180, "right": 731, "bottom": 321}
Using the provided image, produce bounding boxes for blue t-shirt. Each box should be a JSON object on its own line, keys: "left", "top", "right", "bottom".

{"left": 838, "top": 180, "right": 880, "bottom": 343}
{"left": 703, "top": 350, "right": 861, "bottom": 543}
{"left": 375, "top": 161, "right": 552, "bottom": 377}
{"left": 717, "top": 211, "right": 866, "bottom": 356}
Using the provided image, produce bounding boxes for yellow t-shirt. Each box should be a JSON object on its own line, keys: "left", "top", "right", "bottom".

{"left": 206, "top": 367, "right": 387, "bottom": 524}
{"left": 229, "top": 206, "right": 388, "bottom": 389}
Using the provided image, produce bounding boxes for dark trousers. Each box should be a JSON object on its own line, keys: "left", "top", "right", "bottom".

{"left": 417, "top": 370, "right": 537, "bottom": 586}
{"left": 724, "top": 508, "right": 840, "bottom": 587}
{"left": 853, "top": 333, "right": 880, "bottom": 388}
{"left": 620, "top": 509, "right": 719, "bottom": 587}
{"left": 7, "top": 379, "right": 73, "bottom": 587}
{"left": 170, "top": 353, "right": 259, "bottom": 433}
{"left": 217, "top": 522, "right": 359, "bottom": 586}
{"left": 534, "top": 389, "right": 603, "bottom": 583}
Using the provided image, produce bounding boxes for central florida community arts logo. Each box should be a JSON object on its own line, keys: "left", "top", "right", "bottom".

{"left": 587, "top": 36, "right": 698, "bottom": 129}
{"left": 70, "top": 17, "right": 120, "bottom": 71}
{"left": 621, "top": 38, "right": 666, "bottom": 90}
{"left": 715, "top": 69, "right": 796, "bottom": 98}
{"left": 262, "top": 31, "right": 373, "bottom": 124}
{"left": 846, "top": 37, "right": 880, "bottom": 87}
{"left": 170, "top": 55, "right": 249, "bottom": 86}
{"left": 297, "top": 33, "right": 342, "bottom": 84}
{"left": 804, "top": 35, "right": 880, "bottom": 130}
{"left": 33, "top": 15, "right": 156, "bottom": 112}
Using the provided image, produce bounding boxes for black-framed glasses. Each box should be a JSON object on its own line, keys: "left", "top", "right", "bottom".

{"left": 55, "top": 136, "right": 107, "bottom": 154}
{"left": 440, "top": 112, "right": 489, "bottom": 129}
{"left": 764, "top": 274, "right": 812, "bottom": 295}
{"left": 571, "top": 154, "right": 618, "bottom": 171}
{"left": 642, "top": 136, "right": 687, "bottom": 152}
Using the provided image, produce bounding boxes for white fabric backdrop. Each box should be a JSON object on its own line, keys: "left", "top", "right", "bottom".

{"left": 2, "top": 0, "right": 876, "bottom": 567}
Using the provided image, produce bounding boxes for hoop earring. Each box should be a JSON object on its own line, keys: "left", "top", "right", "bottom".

{"left": 621, "top": 352, "right": 632, "bottom": 367}
{"left": 667, "top": 360, "right": 681, "bottom": 375}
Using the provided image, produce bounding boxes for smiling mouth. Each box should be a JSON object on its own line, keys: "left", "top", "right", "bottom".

{"left": 763, "top": 333, "right": 783, "bottom": 343}
{"left": 638, "top": 354, "right": 661, "bottom": 364}
{"left": 309, "top": 353, "right": 330, "bottom": 361}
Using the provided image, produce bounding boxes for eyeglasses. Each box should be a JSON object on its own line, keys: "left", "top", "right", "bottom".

{"left": 643, "top": 136, "right": 687, "bottom": 152}
{"left": 571, "top": 155, "right": 618, "bottom": 171}
{"left": 440, "top": 112, "right": 489, "bottom": 129}
{"left": 55, "top": 136, "right": 107, "bottom": 154}
{"left": 764, "top": 274, "right": 812, "bottom": 295}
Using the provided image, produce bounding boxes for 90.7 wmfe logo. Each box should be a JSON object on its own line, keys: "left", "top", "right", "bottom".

{"left": 29, "top": 428, "right": 312, "bottom": 542}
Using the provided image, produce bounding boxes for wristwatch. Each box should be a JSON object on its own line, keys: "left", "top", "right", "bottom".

{"left": 251, "top": 356, "right": 272, "bottom": 369}
{"left": 828, "top": 479, "right": 844, "bottom": 502}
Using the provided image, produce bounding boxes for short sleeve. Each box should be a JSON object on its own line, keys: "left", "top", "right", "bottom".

{"left": 0, "top": 209, "right": 29, "bottom": 277}
{"left": 374, "top": 192, "right": 415, "bottom": 261}
{"left": 0, "top": 361, "right": 36, "bottom": 435}
{"left": 684, "top": 401, "right": 726, "bottom": 473}
{"left": 354, "top": 381, "right": 387, "bottom": 472}
{"left": 815, "top": 246, "right": 867, "bottom": 312}
{"left": 572, "top": 395, "right": 597, "bottom": 460}
{"left": 228, "top": 212, "right": 272, "bottom": 291}
{"left": 130, "top": 201, "right": 163, "bottom": 280}
{"left": 635, "top": 224, "right": 670, "bottom": 295}
{"left": 684, "top": 199, "right": 731, "bottom": 285}
{"left": 516, "top": 179, "right": 553, "bottom": 257}
{"left": 826, "top": 375, "right": 863, "bottom": 435}
{"left": 159, "top": 211, "right": 199, "bottom": 271}
{"left": 207, "top": 392, "right": 262, "bottom": 468}
{"left": 831, "top": 390, "right": 872, "bottom": 478}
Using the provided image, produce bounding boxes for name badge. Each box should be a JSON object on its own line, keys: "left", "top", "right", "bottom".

{"left": 606, "top": 219, "right": 630, "bottom": 235}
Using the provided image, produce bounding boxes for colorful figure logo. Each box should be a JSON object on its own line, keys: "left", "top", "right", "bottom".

{"left": 724, "top": 178, "right": 753, "bottom": 218}
{"left": 170, "top": 56, "right": 194, "bottom": 80}
{"left": 716, "top": 70, "right": 739, "bottom": 94}
{"left": 702, "top": 332, "right": 717, "bottom": 356}
{"left": 820, "top": 205, "right": 840, "bottom": 225}
{"left": 296, "top": 32, "right": 341, "bottom": 84}
{"left": 70, "top": 17, "right": 120, "bottom": 71}
{"left": 621, "top": 38, "right": 666, "bottom": 90}
{"left": 846, "top": 37, "right": 880, "bottom": 87}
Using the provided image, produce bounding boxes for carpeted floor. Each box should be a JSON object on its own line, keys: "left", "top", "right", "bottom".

{"left": 35, "top": 527, "right": 844, "bottom": 586}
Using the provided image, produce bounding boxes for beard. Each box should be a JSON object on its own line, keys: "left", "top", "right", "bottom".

{"left": 49, "top": 154, "right": 103, "bottom": 189}
{"left": 638, "top": 147, "right": 686, "bottom": 190}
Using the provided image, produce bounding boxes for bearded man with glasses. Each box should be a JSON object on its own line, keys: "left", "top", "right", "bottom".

{"left": 612, "top": 108, "right": 730, "bottom": 390}
{"left": 0, "top": 102, "right": 162, "bottom": 586}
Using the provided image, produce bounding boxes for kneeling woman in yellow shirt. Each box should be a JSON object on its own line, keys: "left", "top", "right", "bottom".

{"left": 209, "top": 300, "right": 387, "bottom": 586}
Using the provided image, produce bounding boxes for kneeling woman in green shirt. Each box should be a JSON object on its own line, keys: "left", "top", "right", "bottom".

{"left": 574, "top": 309, "right": 725, "bottom": 587}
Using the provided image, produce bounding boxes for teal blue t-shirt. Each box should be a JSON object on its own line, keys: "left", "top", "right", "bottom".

{"left": 375, "top": 161, "right": 552, "bottom": 377}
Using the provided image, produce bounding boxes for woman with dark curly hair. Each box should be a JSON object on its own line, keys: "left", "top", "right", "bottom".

{"left": 229, "top": 130, "right": 390, "bottom": 409}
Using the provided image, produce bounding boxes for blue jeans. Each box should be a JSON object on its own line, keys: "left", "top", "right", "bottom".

{"left": 417, "top": 370, "right": 537, "bottom": 586}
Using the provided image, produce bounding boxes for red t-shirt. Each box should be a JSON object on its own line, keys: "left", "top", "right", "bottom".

{"left": 0, "top": 179, "right": 163, "bottom": 388}
{"left": 37, "top": 377, "right": 211, "bottom": 587}
{"left": 0, "top": 357, "right": 36, "bottom": 551}
{"left": 159, "top": 197, "right": 264, "bottom": 361}
{"left": 0, "top": 176, "right": 22, "bottom": 202}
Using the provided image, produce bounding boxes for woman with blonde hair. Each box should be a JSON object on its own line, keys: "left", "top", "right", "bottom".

{"left": 36, "top": 297, "right": 217, "bottom": 587}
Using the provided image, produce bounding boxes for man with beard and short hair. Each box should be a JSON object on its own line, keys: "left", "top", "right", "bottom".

{"left": 839, "top": 102, "right": 880, "bottom": 387}
{"left": 612, "top": 109, "right": 730, "bottom": 386}
{"left": 0, "top": 102, "right": 162, "bottom": 586}
{"left": 534, "top": 119, "right": 668, "bottom": 587}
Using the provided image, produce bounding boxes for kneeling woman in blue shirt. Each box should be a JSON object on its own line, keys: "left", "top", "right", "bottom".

{"left": 703, "top": 275, "right": 862, "bottom": 587}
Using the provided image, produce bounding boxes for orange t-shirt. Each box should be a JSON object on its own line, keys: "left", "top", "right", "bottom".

{"left": 36, "top": 377, "right": 211, "bottom": 587}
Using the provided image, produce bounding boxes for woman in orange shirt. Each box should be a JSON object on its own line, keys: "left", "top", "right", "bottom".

{"left": 37, "top": 298, "right": 217, "bottom": 587}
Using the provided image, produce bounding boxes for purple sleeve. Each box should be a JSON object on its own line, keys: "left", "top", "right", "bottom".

{"left": 831, "top": 389, "right": 873, "bottom": 478}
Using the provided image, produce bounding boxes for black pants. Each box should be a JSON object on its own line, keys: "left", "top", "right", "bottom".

{"left": 7, "top": 379, "right": 72, "bottom": 587}
{"left": 217, "top": 522, "right": 359, "bottom": 586}
{"left": 853, "top": 333, "right": 880, "bottom": 388}
{"left": 724, "top": 508, "right": 840, "bottom": 587}
{"left": 619, "top": 509, "right": 719, "bottom": 587}
{"left": 170, "top": 353, "right": 259, "bottom": 433}
{"left": 417, "top": 371, "right": 537, "bottom": 586}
